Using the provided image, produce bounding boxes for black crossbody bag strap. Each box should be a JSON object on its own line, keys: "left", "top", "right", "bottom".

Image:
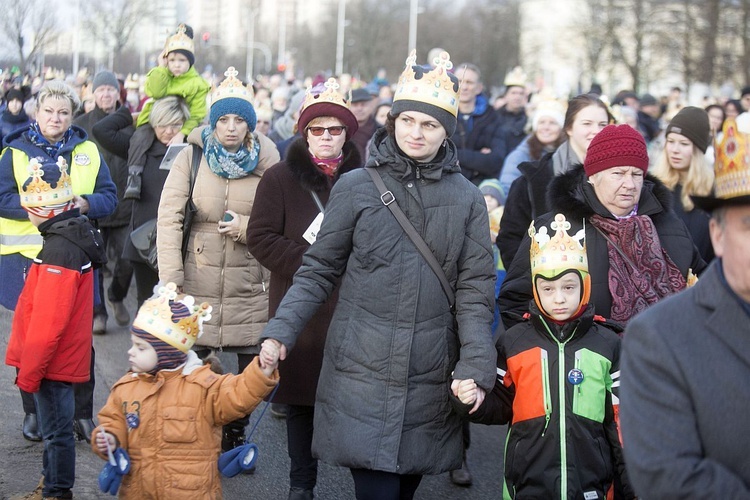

{"left": 365, "top": 167, "right": 455, "bottom": 311}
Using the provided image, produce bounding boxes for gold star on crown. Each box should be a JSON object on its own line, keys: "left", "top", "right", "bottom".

{"left": 393, "top": 49, "right": 459, "bottom": 117}
{"left": 713, "top": 118, "right": 750, "bottom": 200}
{"left": 165, "top": 24, "right": 194, "bottom": 56}
{"left": 132, "top": 283, "right": 213, "bottom": 353}
{"left": 20, "top": 157, "right": 74, "bottom": 208}
{"left": 529, "top": 213, "right": 588, "bottom": 279}
{"left": 301, "top": 77, "right": 351, "bottom": 114}
{"left": 211, "top": 66, "right": 254, "bottom": 105}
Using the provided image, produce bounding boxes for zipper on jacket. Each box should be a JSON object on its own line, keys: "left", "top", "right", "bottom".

{"left": 415, "top": 166, "right": 421, "bottom": 180}
{"left": 541, "top": 349, "right": 551, "bottom": 437}
{"left": 575, "top": 351, "right": 582, "bottom": 396}
{"left": 558, "top": 340, "right": 568, "bottom": 500}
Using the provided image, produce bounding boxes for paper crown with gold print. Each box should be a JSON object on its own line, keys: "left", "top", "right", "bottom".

{"left": 211, "top": 66, "right": 254, "bottom": 105}
{"left": 20, "top": 157, "right": 74, "bottom": 208}
{"left": 132, "top": 283, "right": 212, "bottom": 353}
{"left": 692, "top": 117, "right": 750, "bottom": 210}
{"left": 124, "top": 73, "right": 140, "bottom": 90}
{"left": 165, "top": 24, "right": 194, "bottom": 56}
{"left": 529, "top": 213, "right": 588, "bottom": 279}
{"left": 297, "top": 77, "right": 358, "bottom": 136}
{"left": 504, "top": 66, "right": 527, "bottom": 88}
{"left": 392, "top": 49, "right": 459, "bottom": 118}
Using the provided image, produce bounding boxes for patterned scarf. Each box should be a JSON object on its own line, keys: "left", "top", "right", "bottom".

{"left": 590, "top": 214, "right": 686, "bottom": 324}
{"left": 201, "top": 127, "right": 260, "bottom": 179}
{"left": 309, "top": 151, "right": 343, "bottom": 178}
{"left": 28, "top": 122, "right": 74, "bottom": 158}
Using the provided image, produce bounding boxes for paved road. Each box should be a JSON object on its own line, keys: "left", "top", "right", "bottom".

{"left": 0, "top": 280, "right": 506, "bottom": 499}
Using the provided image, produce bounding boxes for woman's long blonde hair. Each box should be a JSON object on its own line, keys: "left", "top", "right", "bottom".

{"left": 652, "top": 143, "right": 714, "bottom": 211}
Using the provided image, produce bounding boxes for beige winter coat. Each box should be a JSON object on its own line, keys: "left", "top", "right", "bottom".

{"left": 157, "top": 126, "right": 280, "bottom": 349}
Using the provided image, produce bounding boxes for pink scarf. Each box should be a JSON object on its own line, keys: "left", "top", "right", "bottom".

{"left": 309, "top": 152, "right": 343, "bottom": 178}
{"left": 590, "top": 214, "right": 686, "bottom": 324}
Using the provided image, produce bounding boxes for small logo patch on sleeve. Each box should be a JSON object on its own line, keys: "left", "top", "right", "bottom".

{"left": 583, "top": 491, "right": 599, "bottom": 500}
{"left": 46, "top": 268, "right": 62, "bottom": 274}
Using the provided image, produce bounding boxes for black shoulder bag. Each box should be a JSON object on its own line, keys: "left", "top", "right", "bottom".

{"left": 131, "top": 145, "right": 202, "bottom": 271}
{"left": 365, "top": 167, "right": 455, "bottom": 311}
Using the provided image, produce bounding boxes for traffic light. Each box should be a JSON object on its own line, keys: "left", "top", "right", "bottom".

{"left": 202, "top": 32, "right": 210, "bottom": 47}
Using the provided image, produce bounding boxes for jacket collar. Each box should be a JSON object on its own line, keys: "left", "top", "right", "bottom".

{"left": 548, "top": 163, "right": 673, "bottom": 221}
{"left": 366, "top": 127, "right": 461, "bottom": 182}
{"left": 285, "top": 136, "right": 362, "bottom": 192}
{"left": 528, "top": 301, "right": 596, "bottom": 343}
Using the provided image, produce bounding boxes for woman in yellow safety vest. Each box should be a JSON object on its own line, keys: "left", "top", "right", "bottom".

{"left": 0, "top": 80, "right": 117, "bottom": 443}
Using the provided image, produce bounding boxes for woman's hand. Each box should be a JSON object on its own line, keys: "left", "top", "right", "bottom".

{"left": 259, "top": 338, "right": 287, "bottom": 371}
{"left": 217, "top": 210, "right": 241, "bottom": 239}
{"left": 73, "top": 195, "right": 90, "bottom": 214}
{"left": 451, "top": 378, "right": 486, "bottom": 414}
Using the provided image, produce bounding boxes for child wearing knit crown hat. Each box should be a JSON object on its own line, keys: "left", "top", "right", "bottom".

{"left": 124, "top": 23, "right": 211, "bottom": 200}
{"left": 92, "top": 283, "right": 279, "bottom": 498}
{"left": 454, "top": 213, "right": 635, "bottom": 499}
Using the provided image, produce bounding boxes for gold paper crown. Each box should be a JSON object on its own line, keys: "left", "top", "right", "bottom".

{"left": 212, "top": 67, "right": 254, "bottom": 105}
{"left": 529, "top": 213, "right": 588, "bottom": 279}
{"left": 301, "top": 77, "right": 351, "bottom": 114}
{"left": 165, "top": 24, "right": 194, "bottom": 55}
{"left": 713, "top": 118, "right": 750, "bottom": 200}
{"left": 132, "top": 283, "right": 212, "bottom": 353}
{"left": 504, "top": 66, "right": 527, "bottom": 88}
{"left": 20, "top": 157, "right": 74, "bottom": 208}
{"left": 393, "top": 50, "right": 459, "bottom": 117}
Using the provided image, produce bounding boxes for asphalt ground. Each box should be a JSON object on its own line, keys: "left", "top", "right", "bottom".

{"left": 0, "top": 275, "right": 506, "bottom": 499}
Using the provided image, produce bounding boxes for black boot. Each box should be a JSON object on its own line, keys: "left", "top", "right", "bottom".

{"left": 22, "top": 413, "right": 42, "bottom": 441}
{"left": 288, "top": 486, "right": 314, "bottom": 500}
{"left": 74, "top": 418, "right": 97, "bottom": 444}
{"left": 449, "top": 452, "right": 473, "bottom": 486}
{"left": 123, "top": 172, "right": 142, "bottom": 200}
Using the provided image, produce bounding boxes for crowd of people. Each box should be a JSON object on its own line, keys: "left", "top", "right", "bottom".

{"left": 2, "top": 21, "right": 750, "bottom": 500}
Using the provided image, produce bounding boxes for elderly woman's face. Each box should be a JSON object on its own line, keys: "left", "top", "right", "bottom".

{"left": 394, "top": 110, "right": 447, "bottom": 163}
{"left": 154, "top": 122, "right": 184, "bottom": 145}
{"left": 589, "top": 166, "right": 644, "bottom": 217}
{"left": 36, "top": 96, "right": 73, "bottom": 143}
{"left": 306, "top": 117, "right": 346, "bottom": 160}
{"left": 215, "top": 114, "right": 249, "bottom": 153}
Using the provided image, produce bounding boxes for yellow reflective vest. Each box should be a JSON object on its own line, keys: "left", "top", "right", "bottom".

{"left": 0, "top": 141, "right": 101, "bottom": 259}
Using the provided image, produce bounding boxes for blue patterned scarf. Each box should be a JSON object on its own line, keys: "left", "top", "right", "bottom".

{"left": 28, "top": 122, "right": 74, "bottom": 158}
{"left": 201, "top": 127, "right": 260, "bottom": 179}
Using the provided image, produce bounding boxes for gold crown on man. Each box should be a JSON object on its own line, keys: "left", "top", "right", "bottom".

{"left": 529, "top": 213, "right": 588, "bottom": 279}
{"left": 132, "top": 282, "right": 213, "bottom": 353}
{"left": 713, "top": 118, "right": 750, "bottom": 200}
{"left": 301, "top": 77, "right": 351, "bottom": 114}
{"left": 212, "top": 66, "right": 254, "bottom": 105}
{"left": 165, "top": 24, "right": 194, "bottom": 55}
{"left": 393, "top": 49, "right": 459, "bottom": 117}
{"left": 21, "top": 157, "right": 73, "bottom": 208}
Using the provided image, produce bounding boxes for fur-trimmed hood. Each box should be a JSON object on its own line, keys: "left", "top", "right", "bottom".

{"left": 547, "top": 163, "right": 674, "bottom": 221}
{"left": 285, "top": 136, "right": 362, "bottom": 192}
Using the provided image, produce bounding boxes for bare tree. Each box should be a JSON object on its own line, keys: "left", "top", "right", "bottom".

{"left": 83, "top": 0, "right": 155, "bottom": 73}
{"left": 0, "top": 0, "right": 59, "bottom": 75}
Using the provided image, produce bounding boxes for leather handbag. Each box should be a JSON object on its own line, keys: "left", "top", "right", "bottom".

{"left": 128, "top": 145, "right": 202, "bottom": 271}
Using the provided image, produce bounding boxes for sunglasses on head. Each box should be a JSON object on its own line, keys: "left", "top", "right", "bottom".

{"left": 307, "top": 126, "right": 346, "bottom": 136}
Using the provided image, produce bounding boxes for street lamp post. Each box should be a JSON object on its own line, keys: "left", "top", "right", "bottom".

{"left": 408, "top": 0, "right": 419, "bottom": 53}
{"left": 335, "top": 0, "right": 346, "bottom": 76}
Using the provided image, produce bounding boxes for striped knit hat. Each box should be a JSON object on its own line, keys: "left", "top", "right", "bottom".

{"left": 131, "top": 283, "right": 212, "bottom": 373}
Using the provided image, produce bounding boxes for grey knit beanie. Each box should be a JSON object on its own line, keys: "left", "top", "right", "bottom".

{"left": 92, "top": 71, "right": 120, "bottom": 92}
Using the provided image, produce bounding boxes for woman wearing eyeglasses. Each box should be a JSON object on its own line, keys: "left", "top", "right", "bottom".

{"left": 156, "top": 67, "right": 280, "bottom": 453}
{"left": 246, "top": 77, "right": 361, "bottom": 500}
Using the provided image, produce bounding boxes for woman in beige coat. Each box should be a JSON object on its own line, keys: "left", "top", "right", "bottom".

{"left": 157, "top": 67, "right": 280, "bottom": 452}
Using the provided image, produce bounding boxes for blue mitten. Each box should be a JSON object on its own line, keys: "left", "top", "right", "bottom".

{"left": 98, "top": 447, "right": 131, "bottom": 495}
{"left": 218, "top": 443, "right": 258, "bottom": 477}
